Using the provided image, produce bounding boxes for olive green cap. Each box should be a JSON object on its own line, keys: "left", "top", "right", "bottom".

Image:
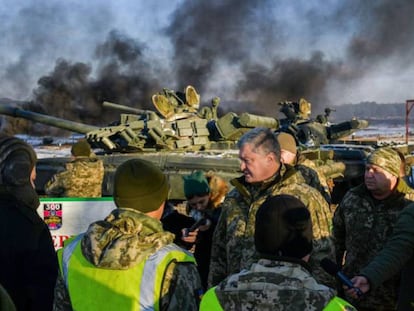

{"left": 276, "top": 132, "right": 297, "bottom": 154}
{"left": 113, "top": 159, "right": 169, "bottom": 213}
{"left": 71, "top": 139, "right": 92, "bottom": 157}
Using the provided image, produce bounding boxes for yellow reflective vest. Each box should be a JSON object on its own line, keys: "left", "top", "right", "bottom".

{"left": 57, "top": 234, "right": 196, "bottom": 311}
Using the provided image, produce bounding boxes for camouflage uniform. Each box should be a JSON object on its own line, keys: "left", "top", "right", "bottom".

{"left": 298, "top": 157, "right": 332, "bottom": 204}
{"left": 333, "top": 179, "right": 414, "bottom": 310}
{"left": 45, "top": 157, "right": 104, "bottom": 197}
{"left": 53, "top": 208, "right": 202, "bottom": 311}
{"left": 296, "top": 163, "right": 332, "bottom": 204}
{"left": 208, "top": 164, "right": 335, "bottom": 288}
{"left": 205, "top": 259, "right": 337, "bottom": 310}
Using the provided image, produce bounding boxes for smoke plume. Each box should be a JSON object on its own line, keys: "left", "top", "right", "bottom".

{"left": 0, "top": 0, "right": 413, "bottom": 134}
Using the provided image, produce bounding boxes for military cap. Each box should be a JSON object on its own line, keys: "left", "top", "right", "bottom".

{"left": 71, "top": 139, "right": 92, "bottom": 157}
{"left": 366, "top": 147, "right": 401, "bottom": 177}
{"left": 255, "top": 194, "right": 313, "bottom": 259}
{"left": 276, "top": 132, "right": 297, "bottom": 154}
{"left": 113, "top": 159, "right": 169, "bottom": 213}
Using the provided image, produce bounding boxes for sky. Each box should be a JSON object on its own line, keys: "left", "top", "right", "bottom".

{"left": 1, "top": 0, "right": 414, "bottom": 124}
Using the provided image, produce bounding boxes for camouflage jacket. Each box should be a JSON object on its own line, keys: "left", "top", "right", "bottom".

{"left": 360, "top": 204, "right": 414, "bottom": 311}
{"left": 45, "top": 157, "right": 104, "bottom": 197}
{"left": 296, "top": 164, "right": 332, "bottom": 204}
{"left": 212, "top": 258, "right": 336, "bottom": 310}
{"left": 333, "top": 179, "right": 414, "bottom": 310}
{"left": 208, "top": 164, "right": 335, "bottom": 288}
{"left": 53, "top": 208, "right": 202, "bottom": 311}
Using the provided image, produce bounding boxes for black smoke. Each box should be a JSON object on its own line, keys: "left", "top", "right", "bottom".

{"left": 30, "top": 30, "right": 162, "bottom": 129}
{"left": 2, "top": 0, "right": 414, "bottom": 134}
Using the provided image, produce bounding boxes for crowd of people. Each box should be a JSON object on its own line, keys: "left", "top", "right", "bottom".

{"left": 0, "top": 129, "right": 413, "bottom": 310}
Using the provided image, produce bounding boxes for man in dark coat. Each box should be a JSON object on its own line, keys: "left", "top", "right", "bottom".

{"left": 0, "top": 135, "right": 58, "bottom": 310}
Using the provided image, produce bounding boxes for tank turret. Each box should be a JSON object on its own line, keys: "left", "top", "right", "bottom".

{"left": 0, "top": 87, "right": 378, "bottom": 202}
{"left": 277, "top": 98, "right": 369, "bottom": 147}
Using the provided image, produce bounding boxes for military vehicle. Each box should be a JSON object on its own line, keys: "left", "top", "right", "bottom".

{"left": 0, "top": 86, "right": 382, "bottom": 203}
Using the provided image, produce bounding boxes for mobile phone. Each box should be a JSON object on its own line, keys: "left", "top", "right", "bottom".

{"left": 183, "top": 218, "right": 208, "bottom": 236}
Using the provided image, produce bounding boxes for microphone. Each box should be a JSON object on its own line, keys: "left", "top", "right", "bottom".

{"left": 320, "top": 258, "right": 363, "bottom": 297}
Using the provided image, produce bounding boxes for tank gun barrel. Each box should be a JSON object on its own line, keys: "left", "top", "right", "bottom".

{"left": 328, "top": 119, "right": 369, "bottom": 140}
{"left": 102, "top": 101, "right": 156, "bottom": 116}
{"left": 0, "top": 105, "right": 99, "bottom": 134}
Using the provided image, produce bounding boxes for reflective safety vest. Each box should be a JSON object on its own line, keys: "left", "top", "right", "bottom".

{"left": 200, "top": 286, "right": 357, "bottom": 311}
{"left": 57, "top": 234, "right": 196, "bottom": 311}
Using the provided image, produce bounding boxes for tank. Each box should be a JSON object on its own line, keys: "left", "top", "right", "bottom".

{"left": 0, "top": 87, "right": 377, "bottom": 202}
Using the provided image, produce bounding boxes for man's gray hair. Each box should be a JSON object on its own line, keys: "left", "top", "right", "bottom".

{"left": 237, "top": 127, "right": 280, "bottom": 160}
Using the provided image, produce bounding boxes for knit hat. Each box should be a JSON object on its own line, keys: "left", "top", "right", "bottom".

{"left": 255, "top": 194, "right": 313, "bottom": 259}
{"left": 276, "top": 132, "right": 297, "bottom": 154}
{"left": 183, "top": 170, "right": 210, "bottom": 198}
{"left": 113, "top": 159, "right": 169, "bottom": 213}
{"left": 366, "top": 147, "right": 401, "bottom": 177}
{"left": 71, "top": 139, "right": 92, "bottom": 157}
{"left": 0, "top": 136, "right": 37, "bottom": 186}
{"left": 0, "top": 135, "right": 39, "bottom": 210}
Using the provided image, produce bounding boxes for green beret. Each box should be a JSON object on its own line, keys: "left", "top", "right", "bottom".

{"left": 183, "top": 170, "right": 210, "bottom": 199}
{"left": 71, "top": 139, "right": 92, "bottom": 157}
{"left": 367, "top": 147, "right": 401, "bottom": 177}
{"left": 113, "top": 159, "right": 169, "bottom": 213}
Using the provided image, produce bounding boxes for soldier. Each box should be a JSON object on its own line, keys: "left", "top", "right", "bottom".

{"left": 316, "top": 108, "right": 336, "bottom": 125}
{"left": 276, "top": 131, "right": 331, "bottom": 204}
{"left": 208, "top": 127, "right": 335, "bottom": 288}
{"left": 0, "top": 136, "right": 58, "bottom": 311}
{"left": 201, "top": 195, "right": 356, "bottom": 310}
{"left": 333, "top": 147, "right": 414, "bottom": 310}
{"left": 45, "top": 138, "right": 104, "bottom": 197}
{"left": 348, "top": 203, "right": 414, "bottom": 310}
{"left": 53, "top": 159, "right": 203, "bottom": 310}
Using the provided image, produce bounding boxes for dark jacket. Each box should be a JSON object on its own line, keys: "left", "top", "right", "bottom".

{"left": 361, "top": 204, "right": 414, "bottom": 311}
{"left": 191, "top": 206, "right": 222, "bottom": 290}
{"left": 0, "top": 189, "right": 58, "bottom": 311}
{"left": 161, "top": 203, "right": 195, "bottom": 249}
{"left": 162, "top": 202, "right": 222, "bottom": 290}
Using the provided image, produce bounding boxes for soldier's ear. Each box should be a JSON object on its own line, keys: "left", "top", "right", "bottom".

{"left": 266, "top": 152, "right": 277, "bottom": 164}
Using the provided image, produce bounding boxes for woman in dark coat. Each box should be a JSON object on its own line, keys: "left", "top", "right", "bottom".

{"left": 183, "top": 171, "right": 229, "bottom": 290}
{"left": 0, "top": 136, "right": 58, "bottom": 310}
{"left": 162, "top": 171, "right": 229, "bottom": 290}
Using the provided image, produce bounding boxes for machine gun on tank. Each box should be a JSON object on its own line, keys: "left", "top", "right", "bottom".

{"left": 0, "top": 86, "right": 373, "bottom": 201}
{"left": 277, "top": 98, "right": 369, "bottom": 147}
